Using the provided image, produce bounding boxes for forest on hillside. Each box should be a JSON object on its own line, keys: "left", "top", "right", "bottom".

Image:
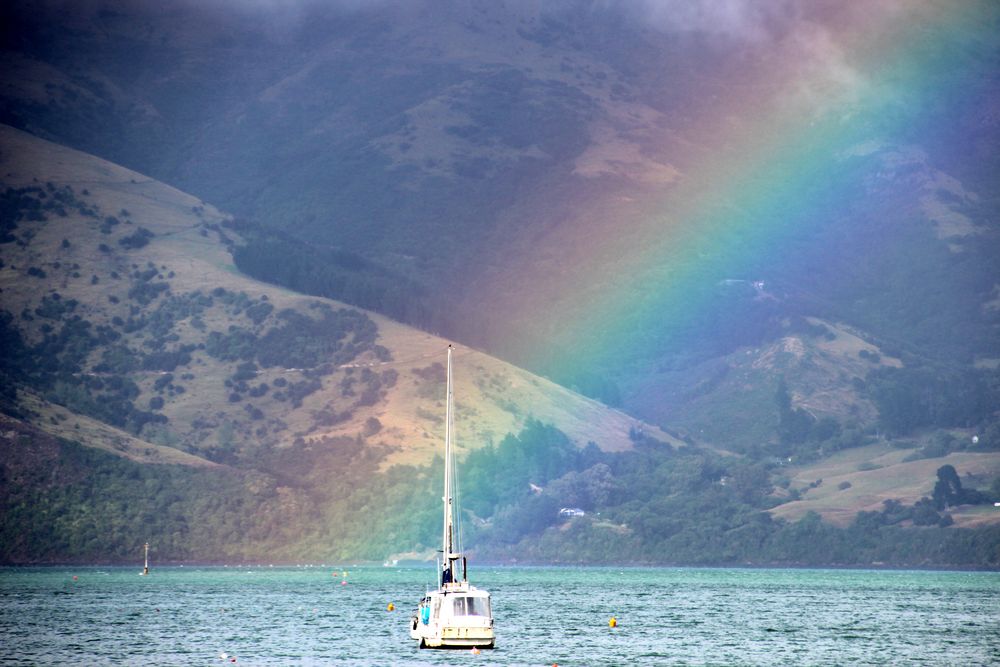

{"left": 3, "top": 420, "right": 998, "bottom": 567}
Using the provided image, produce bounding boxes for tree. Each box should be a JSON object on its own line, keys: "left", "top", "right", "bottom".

{"left": 933, "top": 465, "right": 961, "bottom": 509}
{"left": 775, "top": 378, "right": 814, "bottom": 448}
{"left": 933, "top": 464, "right": 987, "bottom": 509}
{"left": 911, "top": 498, "right": 942, "bottom": 526}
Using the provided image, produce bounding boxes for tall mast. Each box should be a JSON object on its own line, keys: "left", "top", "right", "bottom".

{"left": 143, "top": 542, "right": 149, "bottom": 575}
{"left": 441, "top": 345, "right": 454, "bottom": 583}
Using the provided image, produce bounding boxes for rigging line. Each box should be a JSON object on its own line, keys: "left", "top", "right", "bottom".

{"left": 451, "top": 350, "right": 465, "bottom": 559}
{"left": 453, "top": 431, "right": 463, "bottom": 559}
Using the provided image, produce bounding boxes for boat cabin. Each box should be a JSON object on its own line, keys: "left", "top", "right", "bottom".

{"left": 412, "top": 585, "right": 494, "bottom": 649}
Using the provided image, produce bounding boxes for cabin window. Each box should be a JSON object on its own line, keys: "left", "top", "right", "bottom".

{"left": 468, "top": 596, "right": 490, "bottom": 617}
{"left": 452, "top": 596, "right": 467, "bottom": 616}
{"left": 453, "top": 596, "right": 490, "bottom": 616}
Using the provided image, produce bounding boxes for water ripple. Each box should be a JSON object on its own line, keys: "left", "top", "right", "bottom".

{"left": 1, "top": 566, "right": 998, "bottom": 665}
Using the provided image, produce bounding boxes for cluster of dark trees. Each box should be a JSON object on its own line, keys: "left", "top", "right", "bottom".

{"left": 454, "top": 425, "right": 999, "bottom": 567}
{"left": 933, "top": 464, "right": 990, "bottom": 510}
{"left": 336, "top": 420, "right": 999, "bottom": 567}
{"left": 0, "top": 436, "right": 321, "bottom": 563}
{"left": 0, "top": 183, "right": 100, "bottom": 243}
{"left": 0, "top": 308, "right": 166, "bottom": 434}
{"left": 3, "top": 418, "right": 997, "bottom": 566}
{"left": 230, "top": 222, "right": 431, "bottom": 329}
{"left": 767, "top": 368, "right": 999, "bottom": 468}
{"left": 864, "top": 365, "right": 998, "bottom": 437}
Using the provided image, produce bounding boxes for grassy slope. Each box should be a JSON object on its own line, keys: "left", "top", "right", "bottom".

{"left": 12, "top": 391, "right": 218, "bottom": 467}
{"left": 770, "top": 442, "right": 999, "bottom": 527}
{"left": 0, "top": 123, "right": 671, "bottom": 470}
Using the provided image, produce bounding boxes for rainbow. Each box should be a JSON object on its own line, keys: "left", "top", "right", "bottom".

{"left": 474, "top": 1, "right": 997, "bottom": 380}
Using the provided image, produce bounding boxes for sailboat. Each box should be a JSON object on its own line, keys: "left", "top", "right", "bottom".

{"left": 140, "top": 542, "right": 149, "bottom": 576}
{"left": 410, "top": 346, "right": 495, "bottom": 650}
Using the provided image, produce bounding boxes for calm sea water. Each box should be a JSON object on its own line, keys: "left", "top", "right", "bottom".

{"left": 1, "top": 565, "right": 997, "bottom": 666}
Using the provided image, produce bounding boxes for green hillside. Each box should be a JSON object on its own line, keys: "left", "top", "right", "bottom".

{"left": 3, "top": 124, "right": 997, "bottom": 566}
{"left": 0, "top": 2, "right": 998, "bottom": 566}
{"left": 0, "top": 124, "right": 676, "bottom": 562}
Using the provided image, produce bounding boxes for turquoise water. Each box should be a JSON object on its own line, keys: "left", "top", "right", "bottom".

{"left": 1, "top": 566, "right": 997, "bottom": 665}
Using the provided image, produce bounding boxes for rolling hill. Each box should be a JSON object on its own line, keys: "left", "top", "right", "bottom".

{"left": 0, "top": 123, "right": 678, "bottom": 561}
{"left": 0, "top": 123, "right": 664, "bottom": 460}
{"left": 2, "top": 1, "right": 997, "bottom": 401}
{"left": 1, "top": 1, "right": 999, "bottom": 565}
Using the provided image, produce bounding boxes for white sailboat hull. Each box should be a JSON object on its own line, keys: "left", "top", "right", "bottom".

{"left": 410, "top": 622, "right": 495, "bottom": 649}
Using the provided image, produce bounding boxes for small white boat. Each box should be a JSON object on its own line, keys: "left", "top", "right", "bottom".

{"left": 410, "top": 346, "right": 495, "bottom": 649}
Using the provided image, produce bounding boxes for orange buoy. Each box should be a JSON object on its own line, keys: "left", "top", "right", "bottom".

{"left": 609, "top": 616, "right": 617, "bottom": 628}
{"left": 471, "top": 647, "right": 480, "bottom": 655}
{"left": 387, "top": 602, "right": 395, "bottom": 611}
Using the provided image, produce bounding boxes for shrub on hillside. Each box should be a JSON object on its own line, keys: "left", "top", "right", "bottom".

{"left": 117, "top": 227, "right": 154, "bottom": 249}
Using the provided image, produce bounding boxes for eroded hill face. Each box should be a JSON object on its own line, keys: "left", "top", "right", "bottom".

{"left": 624, "top": 318, "right": 902, "bottom": 452}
